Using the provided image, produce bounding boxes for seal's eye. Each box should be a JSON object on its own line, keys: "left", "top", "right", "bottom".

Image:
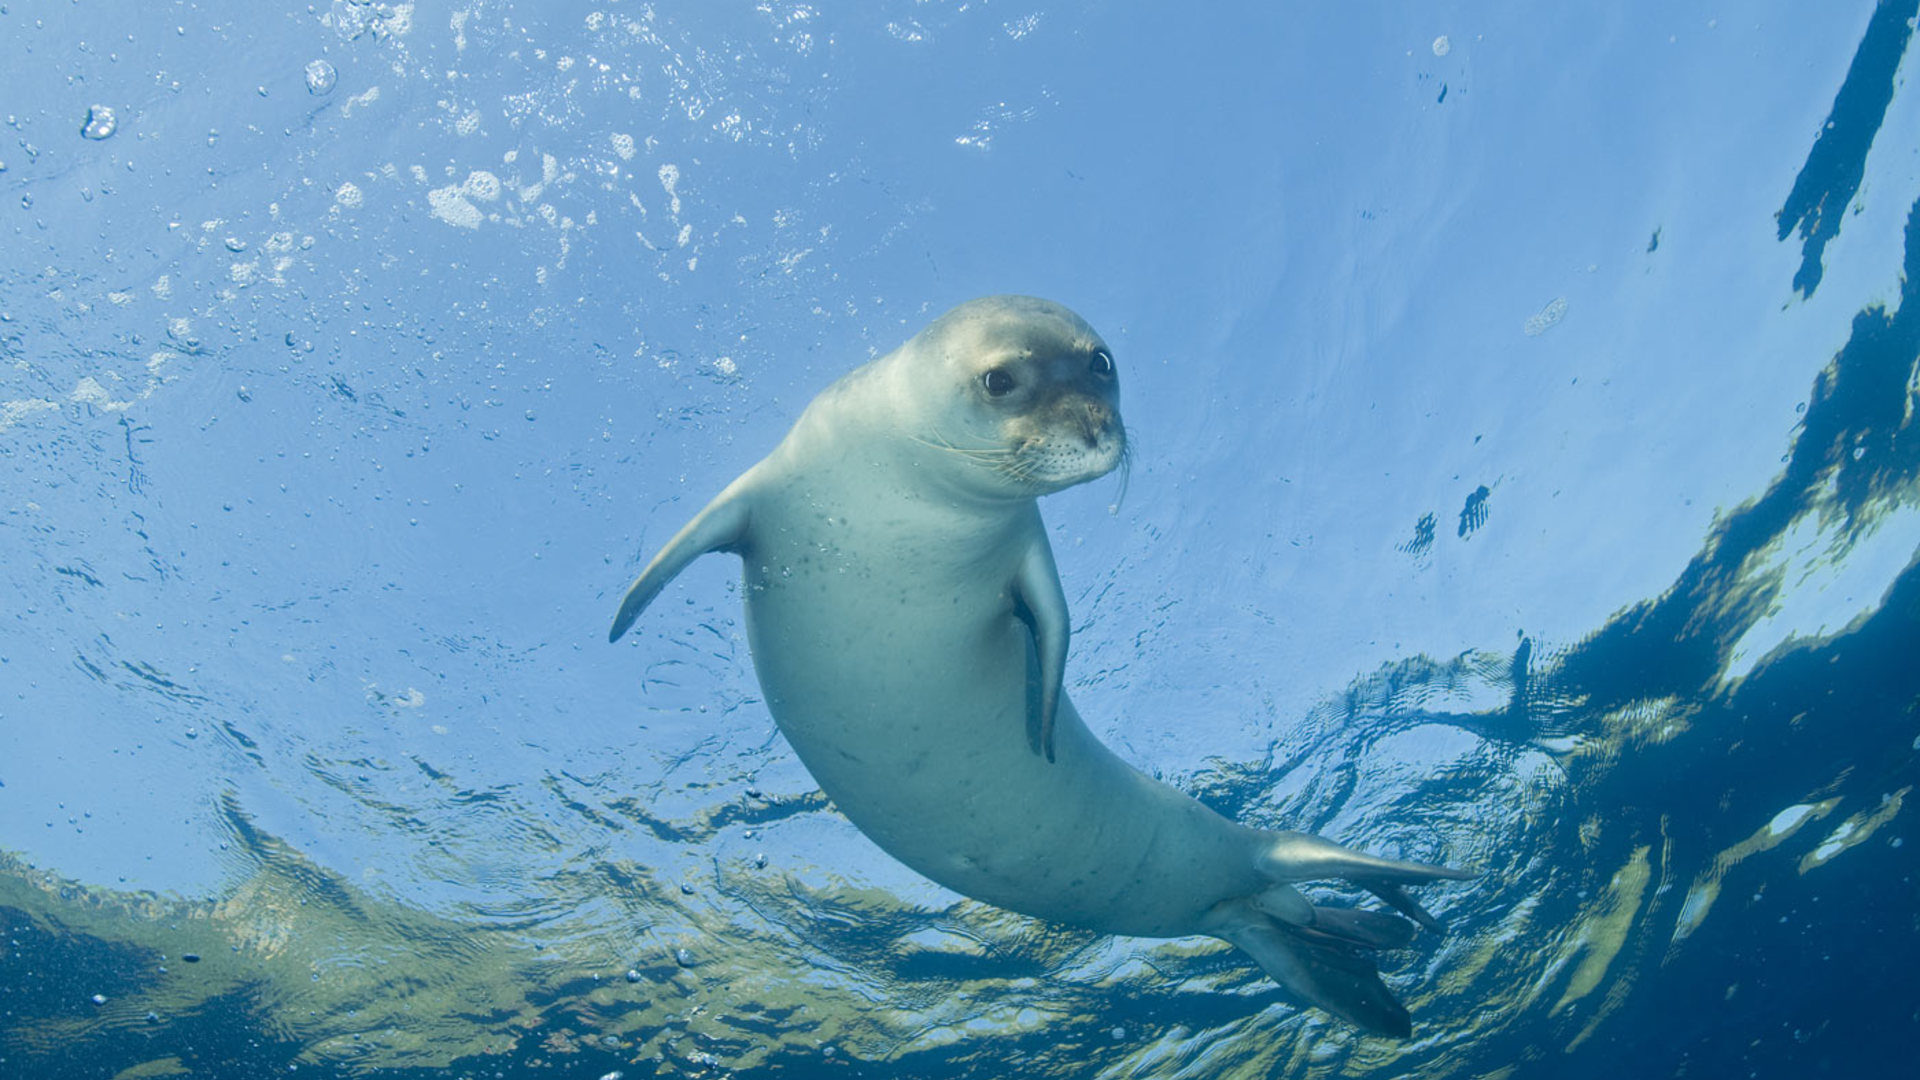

{"left": 1090, "top": 349, "right": 1114, "bottom": 376}
{"left": 982, "top": 369, "right": 1016, "bottom": 396}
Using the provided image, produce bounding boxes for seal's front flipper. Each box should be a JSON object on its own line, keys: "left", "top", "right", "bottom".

{"left": 1011, "top": 532, "right": 1069, "bottom": 762}
{"left": 608, "top": 488, "right": 752, "bottom": 643}
{"left": 1217, "top": 908, "right": 1415, "bottom": 1038}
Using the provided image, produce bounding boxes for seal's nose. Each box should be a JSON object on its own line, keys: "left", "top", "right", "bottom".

{"left": 1080, "top": 401, "right": 1111, "bottom": 447}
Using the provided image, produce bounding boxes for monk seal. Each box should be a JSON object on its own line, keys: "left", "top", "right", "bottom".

{"left": 609, "top": 296, "right": 1471, "bottom": 1036}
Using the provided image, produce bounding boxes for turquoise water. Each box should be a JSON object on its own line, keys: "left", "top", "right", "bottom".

{"left": 3, "top": 2, "right": 1917, "bottom": 1077}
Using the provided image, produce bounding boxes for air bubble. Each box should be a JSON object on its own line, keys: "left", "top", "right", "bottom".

{"left": 80, "top": 104, "right": 117, "bottom": 140}
{"left": 674, "top": 947, "right": 695, "bottom": 967}
{"left": 305, "top": 59, "right": 338, "bottom": 96}
{"left": 1432, "top": 35, "right": 1451, "bottom": 56}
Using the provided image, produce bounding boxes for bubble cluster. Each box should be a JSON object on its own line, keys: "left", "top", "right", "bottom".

{"left": 1523, "top": 296, "right": 1569, "bottom": 336}
{"left": 427, "top": 185, "right": 483, "bottom": 229}
{"left": 463, "top": 170, "right": 502, "bottom": 201}
{"left": 80, "top": 105, "right": 117, "bottom": 140}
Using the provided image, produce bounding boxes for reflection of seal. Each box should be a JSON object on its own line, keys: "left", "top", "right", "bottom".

{"left": 610, "top": 296, "right": 1470, "bottom": 1035}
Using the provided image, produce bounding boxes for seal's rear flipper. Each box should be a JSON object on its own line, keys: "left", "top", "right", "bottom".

{"left": 1255, "top": 830, "right": 1475, "bottom": 936}
{"left": 608, "top": 488, "right": 752, "bottom": 643}
{"left": 1361, "top": 881, "right": 1448, "bottom": 935}
{"left": 1217, "top": 909, "right": 1415, "bottom": 1038}
{"left": 1292, "top": 905, "right": 1420, "bottom": 951}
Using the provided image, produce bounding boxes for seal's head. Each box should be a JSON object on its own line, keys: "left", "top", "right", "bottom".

{"left": 902, "top": 295, "right": 1127, "bottom": 498}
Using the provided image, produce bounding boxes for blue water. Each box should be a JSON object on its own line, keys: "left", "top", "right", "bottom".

{"left": 3, "top": 2, "right": 1917, "bottom": 1077}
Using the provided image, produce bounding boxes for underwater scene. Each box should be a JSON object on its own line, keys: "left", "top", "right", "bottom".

{"left": 3, "top": 1, "right": 1918, "bottom": 1077}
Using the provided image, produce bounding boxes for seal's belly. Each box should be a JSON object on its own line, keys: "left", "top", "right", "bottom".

{"left": 740, "top": 560, "right": 1259, "bottom": 936}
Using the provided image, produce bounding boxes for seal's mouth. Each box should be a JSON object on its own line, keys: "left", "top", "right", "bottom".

{"left": 914, "top": 401, "right": 1126, "bottom": 496}
{"left": 1007, "top": 417, "right": 1127, "bottom": 494}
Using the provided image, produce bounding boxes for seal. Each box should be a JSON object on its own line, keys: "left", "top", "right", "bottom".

{"left": 610, "top": 296, "right": 1471, "bottom": 1036}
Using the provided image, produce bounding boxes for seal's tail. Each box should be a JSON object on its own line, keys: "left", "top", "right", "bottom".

{"left": 1213, "top": 829, "right": 1475, "bottom": 1036}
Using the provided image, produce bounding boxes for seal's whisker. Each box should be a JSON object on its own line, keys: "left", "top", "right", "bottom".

{"left": 911, "top": 431, "right": 1017, "bottom": 464}
{"left": 1111, "top": 441, "right": 1134, "bottom": 510}
{"left": 914, "top": 430, "right": 1042, "bottom": 486}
